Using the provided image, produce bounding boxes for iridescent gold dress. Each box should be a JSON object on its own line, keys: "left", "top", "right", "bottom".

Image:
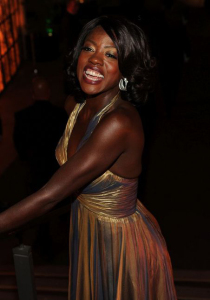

{"left": 55, "top": 98, "right": 177, "bottom": 300}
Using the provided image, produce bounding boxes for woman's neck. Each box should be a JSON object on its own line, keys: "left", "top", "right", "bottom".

{"left": 85, "top": 88, "right": 120, "bottom": 115}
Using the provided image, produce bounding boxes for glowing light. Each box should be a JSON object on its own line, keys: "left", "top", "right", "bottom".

{"left": 66, "top": 0, "right": 79, "bottom": 15}
{"left": 46, "top": 28, "right": 53, "bottom": 34}
{"left": 0, "top": 63, "right": 4, "bottom": 92}
{"left": 0, "top": 30, "right": 7, "bottom": 56}
{"left": 0, "top": 0, "right": 25, "bottom": 93}
{"left": 0, "top": 0, "right": 25, "bottom": 92}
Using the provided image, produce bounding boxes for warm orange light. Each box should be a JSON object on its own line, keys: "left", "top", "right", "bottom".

{"left": 0, "top": 63, "right": 4, "bottom": 92}
{"left": 12, "top": 14, "right": 18, "bottom": 40}
{"left": 9, "top": 47, "right": 17, "bottom": 76}
{"left": 66, "top": 0, "right": 79, "bottom": 15}
{"left": 2, "top": 55, "right": 11, "bottom": 83}
{"left": 15, "top": 42, "right": 20, "bottom": 65}
{"left": 18, "top": 1, "right": 26, "bottom": 29}
{"left": 0, "top": 28, "right": 8, "bottom": 56}
{"left": 0, "top": 0, "right": 25, "bottom": 93}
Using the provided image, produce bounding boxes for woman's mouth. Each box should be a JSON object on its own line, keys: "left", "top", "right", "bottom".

{"left": 83, "top": 68, "right": 104, "bottom": 82}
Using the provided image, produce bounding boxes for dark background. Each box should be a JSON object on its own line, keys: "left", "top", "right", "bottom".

{"left": 0, "top": 0, "right": 210, "bottom": 271}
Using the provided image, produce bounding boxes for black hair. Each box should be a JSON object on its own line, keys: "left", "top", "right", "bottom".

{"left": 66, "top": 15, "right": 155, "bottom": 105}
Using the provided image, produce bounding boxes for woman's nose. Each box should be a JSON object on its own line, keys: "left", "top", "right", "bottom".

{"left": 88, "top": 52, "right": 103, "bottom": 65}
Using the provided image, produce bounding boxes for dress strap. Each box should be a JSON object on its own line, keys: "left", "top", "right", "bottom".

{"left": 77, "top": 92, "right": 120, "bottom": 150}
{"left": 63, "top": 102, "right": 85, "bottom": 162}
{"left": 65, "top": 102, "right": 86, "bottom": 139}
{"left": 97, "top": 92, "right": 119, "bottom": 121}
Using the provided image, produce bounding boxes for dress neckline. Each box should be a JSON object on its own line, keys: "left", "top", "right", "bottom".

{"left": 81, "top": 92, "right": 119, "bottom": 120}
{"left": 66, "top": 92, "right": 120, "bottom": 152}
{"left": 64, "top": 92, "right": 138, "bottom": 181}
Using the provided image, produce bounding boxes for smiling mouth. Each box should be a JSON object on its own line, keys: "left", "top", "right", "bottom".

{"left": 84, "top": 68, "right": 104, "bottom": 81}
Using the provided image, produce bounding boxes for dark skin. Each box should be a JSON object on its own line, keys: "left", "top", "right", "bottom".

{"left": 0, "top": 26, "right": 144, "bottom": 233}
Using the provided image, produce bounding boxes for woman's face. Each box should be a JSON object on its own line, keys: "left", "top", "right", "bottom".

{"left": 77, "top": 26, "right": 121, "bottom": 97}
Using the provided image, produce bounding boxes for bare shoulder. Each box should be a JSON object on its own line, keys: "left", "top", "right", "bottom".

{"left": 100, "top": 100, "right": 143, "bottom": 134}
{"left": 89, "top": 99, "right": 144, "bottom": 178}
{"left": 64, "top": 95, "right": 78, "bottom": 115}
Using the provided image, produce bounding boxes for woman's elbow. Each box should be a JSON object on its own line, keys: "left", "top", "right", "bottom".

{"left": 38, "top": 182, "right": 68, "bottom": 210}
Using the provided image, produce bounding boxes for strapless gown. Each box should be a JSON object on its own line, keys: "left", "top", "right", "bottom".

{"left": 55, "top": 98, "right": 177, "bottom": 300}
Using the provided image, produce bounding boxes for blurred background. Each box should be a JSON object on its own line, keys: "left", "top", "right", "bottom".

{"left": 0, "top": 0, "right": 210, "bottom": 299}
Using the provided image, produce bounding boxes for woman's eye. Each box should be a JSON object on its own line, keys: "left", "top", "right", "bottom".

{"left": 106, "top": 53, "right": 117, "bottom": 59}
{"left": 81, "top": 46, "right": 93, "bottom": 52}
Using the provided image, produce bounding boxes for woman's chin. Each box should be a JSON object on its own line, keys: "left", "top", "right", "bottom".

{"left": 80, "top": 83, "right": 103, "bottom": 96}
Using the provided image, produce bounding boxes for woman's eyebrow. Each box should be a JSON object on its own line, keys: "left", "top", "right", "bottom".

{"left": 104, "top": 46, "right": 116, "bottom": 49}
{"left": 85, "top": 39, "right": 116, "bottom": 49}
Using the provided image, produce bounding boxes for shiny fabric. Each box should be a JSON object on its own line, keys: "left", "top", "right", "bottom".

{"left": 56, "top": 97, "right": 177, "bottom": 300}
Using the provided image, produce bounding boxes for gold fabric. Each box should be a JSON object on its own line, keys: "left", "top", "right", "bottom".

{"left": 55, "top": 96, "right": 177, "bottom": 300}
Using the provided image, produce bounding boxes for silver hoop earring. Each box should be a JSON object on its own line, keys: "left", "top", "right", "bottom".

{"left": 119, "top": 78, "right": 128, "bottom": 91}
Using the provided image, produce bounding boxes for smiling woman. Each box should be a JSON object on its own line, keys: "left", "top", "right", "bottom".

{"left": 67, "top": 15, "right": 154, "bottom": 105}
{"left": 76, "top": 26, "right": 121, "bottom": 96}
{"left": 0, "top": 15, "right": 177, "bottom": 300}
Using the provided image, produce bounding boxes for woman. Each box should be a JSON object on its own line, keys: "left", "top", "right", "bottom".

{"left": 0, "top": 16, "right": 177, "bottom": 299}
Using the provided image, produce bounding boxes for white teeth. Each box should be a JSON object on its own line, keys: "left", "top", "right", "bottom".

{"left": 85, "top": 74, "right": 101, "bottom": 81}
{"left": 85, "top": 69, "right": 104, "bottom": 78}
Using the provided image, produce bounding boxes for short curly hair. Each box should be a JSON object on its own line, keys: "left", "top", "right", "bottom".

{"left": 66, "top": 15, "right": 155, "bottom": 105}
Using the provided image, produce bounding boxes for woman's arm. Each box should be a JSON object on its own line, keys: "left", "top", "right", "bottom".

{"left": 0, "top": 110, "right": 137, "bottom": 234}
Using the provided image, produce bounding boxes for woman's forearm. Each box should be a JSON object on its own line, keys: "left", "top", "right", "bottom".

{"left": 0, "top": 158, "right": 91, "bottom": 234}
{"left": 0, "top": 186, "right": 56, "bottom": 234}
{"left": 0, "top": 159, "right": 92, "bottom": 234}
{"left": 0, "top": 114, "right": 130, "bottom": 234}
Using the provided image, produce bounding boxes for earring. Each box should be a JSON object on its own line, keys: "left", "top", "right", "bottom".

{"left": 119, "top": 78, "right": 128, "bottom": 91}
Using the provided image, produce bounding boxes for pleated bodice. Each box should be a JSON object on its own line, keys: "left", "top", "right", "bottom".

{"left": 78, "top": 170, "right": 138, "bottom": 218}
